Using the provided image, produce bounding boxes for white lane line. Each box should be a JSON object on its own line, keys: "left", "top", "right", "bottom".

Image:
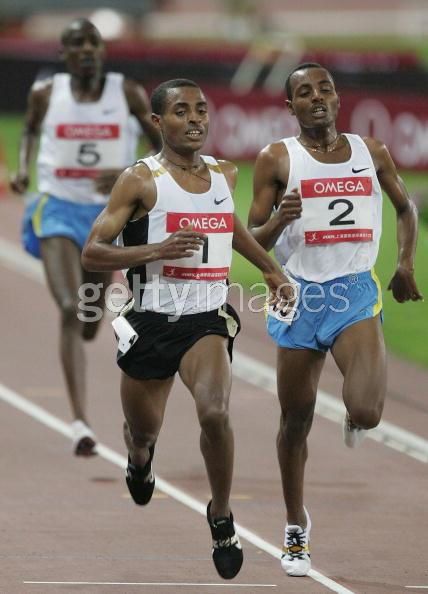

{"left": 0, "top": 236, "right": 427, "bottom": 464}
{"left": 405, "top": 587, "right": 428, "bottom": 590}
{"left": 233, "top": 352, "right": 428, "bottom": 464}
{"left": 24, "top": 582, "right": 276, "bottom": 588}
{"left": 0, "top": 382, "right": 354, "bottom": 594}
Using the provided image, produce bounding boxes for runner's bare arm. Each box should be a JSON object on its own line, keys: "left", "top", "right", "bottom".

{"left": 10, "top": 80, "right": 51, "bottom": 193}
{"left": 217, "top": 158, "right": 294, "bottom": 303}
{"left": 248, "top": 143, "right": 301, "bottom": 251}
{"left": 82, "top": 164, "right": 205, "bottom": 271}
{"left": 232, "top": 214, "right": 295, "bottom": 303}
{"left": 219, "top": 158, "right": 280, "bottom": 276}
{"left": 366, "top": 137, "right": 422, "bottom": 302}
{"left": 94, "top": 80, "right": 163, "bottom": 194}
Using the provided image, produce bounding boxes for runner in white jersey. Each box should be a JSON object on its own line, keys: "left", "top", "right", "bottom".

{"left": 82, "top": 79, "right": 294, "bottom": 580}
{"left": 248, "top": 63, "right": 422, "bottom": 578}
{"left": 117, "top": 153, "right": 234, "bottom": 316}
{"left": 10, "top": 18, "right": 161, "bottom": 457}
{"left": 37, "top": 71, "right": 141, "bottom": 204}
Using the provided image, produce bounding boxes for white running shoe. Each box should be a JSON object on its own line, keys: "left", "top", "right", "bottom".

{"left": 343, "top": 412, "right": 367, "bottom": 448}
{"left": 71, "top": 420, "right": 97, "bottom": 456}
{"left": 281, "top": 506, "right": 311, "bottom": 577}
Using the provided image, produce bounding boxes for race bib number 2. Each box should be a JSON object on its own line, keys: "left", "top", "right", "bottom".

{"left": 301, "top": 176, "right": 374, "bottom": 245}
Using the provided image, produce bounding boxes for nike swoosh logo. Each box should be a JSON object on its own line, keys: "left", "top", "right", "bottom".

{"left": 352, "top": 167, "right": 369, "bottom": 173}
{"left": 214, "top": 197, "right": 228, "bottom": 205}
{"left": 102, "top": 108, "right": 117, "bottom": 115}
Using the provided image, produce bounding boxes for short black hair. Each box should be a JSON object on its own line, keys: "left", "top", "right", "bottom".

{"left": 61, "top": 18, "right": 100, "bottom": 46}
{"left": 151, "top": 79, "right": 200, "bottom": 115}
{"left": 285, "top": 62, "right": 328, "bottom": 100}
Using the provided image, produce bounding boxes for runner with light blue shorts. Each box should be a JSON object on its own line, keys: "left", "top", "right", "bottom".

{"left": 10, "top": 18, "right": 161, "bottom": 456}
{"left": 248, "top": 63, "right": 422, "bottom": 578}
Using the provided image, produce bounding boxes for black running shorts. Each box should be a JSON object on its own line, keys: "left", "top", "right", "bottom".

{"left": 116, "top": 304, "right": 241, "bottom": 381}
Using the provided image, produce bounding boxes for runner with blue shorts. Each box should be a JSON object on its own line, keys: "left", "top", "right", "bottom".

{"left": 248, "top": 62, "right": 422, "bottom": 578}
{"left": 10, "top": 17, "right": 161, "bottom": 456}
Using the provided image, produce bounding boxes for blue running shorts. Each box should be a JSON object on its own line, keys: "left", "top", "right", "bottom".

{"left": 22, "top": 194, "right": 105, "bottom": 258}
{"left": 267, "top": 270, "right": 383, "bottom": 352}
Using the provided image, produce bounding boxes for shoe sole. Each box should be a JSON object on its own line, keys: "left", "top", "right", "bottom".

{"left": 281, "top": 557, "right": 311, "bottom": 577}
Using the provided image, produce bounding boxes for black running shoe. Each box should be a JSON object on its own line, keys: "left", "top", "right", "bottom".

{"left": 126, "top": 444, "right": 155, "bottom": 506}
{"left": 207, "top": 500, "right": 243, "bottom": 579}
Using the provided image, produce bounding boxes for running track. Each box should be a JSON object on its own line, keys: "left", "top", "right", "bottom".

{"left": 1, "top": 195, "right": 427, "bottom": 594}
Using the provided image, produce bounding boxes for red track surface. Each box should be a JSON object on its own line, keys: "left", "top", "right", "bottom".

{"left": 1, "top": 195, "right": 427, "bottom": 594}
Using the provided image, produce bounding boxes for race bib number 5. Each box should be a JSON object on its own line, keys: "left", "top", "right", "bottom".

{"left": 54, "top": 123, "right": 123, "bottom": 178}
{"left": 301, "top": 176, "right": 374, "bottom": 245}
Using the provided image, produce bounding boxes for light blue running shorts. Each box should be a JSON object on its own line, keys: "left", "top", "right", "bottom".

{"left": 267, "top": 270, "right": 383, "bottom": 352}
{"left": 22, "top": 194, "right": 105, "bottom": 258}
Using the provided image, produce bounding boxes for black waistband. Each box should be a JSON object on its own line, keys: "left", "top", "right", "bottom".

{"left": 132, "top": 307, "right": 222, "bottom": 323}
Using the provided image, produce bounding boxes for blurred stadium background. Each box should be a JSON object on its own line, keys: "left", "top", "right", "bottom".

{"left": 0, "top": 0, "right": 427, "bottom": 365}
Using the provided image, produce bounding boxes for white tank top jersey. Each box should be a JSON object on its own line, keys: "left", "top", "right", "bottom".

{"left": 117, "top": 155, "right": 235, "bottom": 315}
{"left": 37, "top": 73, "right": 140, "bottom": 204}
{"left": 274, "top": 133, "right": 383, "bottom": 283}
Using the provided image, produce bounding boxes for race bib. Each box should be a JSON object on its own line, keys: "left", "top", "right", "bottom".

{"left": 301, "top": 176, "right": 374, "bottom": 245}
{"left": 54, "top": 123, "right": 124, "bottom": 178}
{"left": 163, "top": 212, "right": 233, "bottom": 281}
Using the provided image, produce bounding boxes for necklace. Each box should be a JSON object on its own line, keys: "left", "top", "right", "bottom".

{"left": 298, "top": 134, "right": 342, "bottom": 153}
{"left": 162, "top": 156, "right": 210, "bottom": 183}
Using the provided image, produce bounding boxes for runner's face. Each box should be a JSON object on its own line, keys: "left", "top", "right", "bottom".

{"left": 287, "top": 68, "right": 339, "bottom": 129}
{"left": 157, "top": 87, "right": 209, "bottom": 153}
{"left": 62, "top": 24, "right": 104, "bottom": 79}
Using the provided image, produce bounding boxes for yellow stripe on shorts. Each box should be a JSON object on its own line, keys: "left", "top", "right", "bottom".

{"left": 263, "top": 298, "right": 270, "bottom": 320}
{"left": 370, "top": 268, "right": 383, "bottom": 316}
{"left": 32, "top": 194, "right": 49, "bottom": 237}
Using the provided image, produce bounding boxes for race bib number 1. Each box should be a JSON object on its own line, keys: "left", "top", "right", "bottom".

{"left": 163, "top": 212, "right": 234, "bottom": 281}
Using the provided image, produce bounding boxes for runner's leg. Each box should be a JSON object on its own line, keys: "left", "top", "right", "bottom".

{"left": 179, "top": 334, "right": 233, "bottom": 518}
{"left": 81, "top": 268, "right": 112, "bottom": 341}
{"left": 121, "top": 373, "right": 173, "bottom": 467}
{"left": 276, "top": 347, "right": 326, "bottom": 527}
{"left": 40, "top": 237, "right": 88, "bottom": 423}
{"left": 331, "top": 315, "right": 386, "bottom": 428}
